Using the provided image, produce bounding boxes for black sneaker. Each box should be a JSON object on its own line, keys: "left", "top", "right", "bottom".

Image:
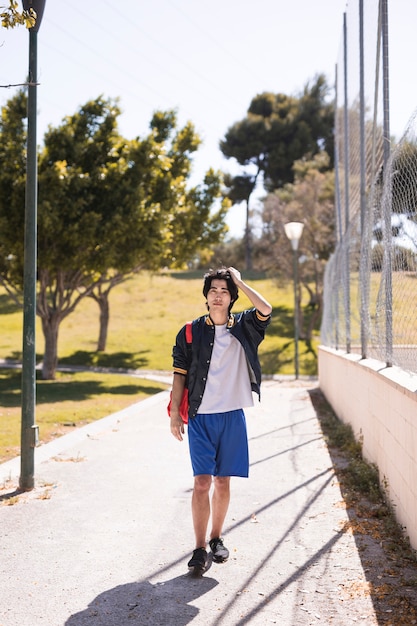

{"left": 209, "top": 537, "right": 229, "bottom": 563}
{"left": 187, "top": 547, "right": 208, "bottom": 573}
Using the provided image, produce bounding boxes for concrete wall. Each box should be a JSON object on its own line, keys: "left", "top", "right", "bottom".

{"left": 318, "top": 345, "right": 417, "bottom": 549}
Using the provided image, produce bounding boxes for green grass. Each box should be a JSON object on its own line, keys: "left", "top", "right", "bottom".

{"left": 0, "top": 271, "right": 320, "bottom": 374}
{"left": 340, "top": 271, "right": 417, "bottom": 345}
{"left": 0, "top": 270, "right": 321, "bottom": 463}
{"left": 0, "top": 368, "right": 166, "bottom": 463}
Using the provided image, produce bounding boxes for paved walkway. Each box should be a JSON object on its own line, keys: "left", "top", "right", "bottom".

{"left": 0, "top": 381, "right": 378, "bottom": 625}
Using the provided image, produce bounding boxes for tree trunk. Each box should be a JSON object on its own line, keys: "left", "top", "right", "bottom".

{"left": 97, "top": 293, "right": 110, "bottom": 352}
{"left": 90, "top": 274, "right": 129, "bottom": 352}
{"left": 306, "top": 295, "right": 323, "bottom": 343}
{"left": 245, "top": 198, "right": 252, "bottom": 271}
{"left": 41, "top": 313, "right": 60, "bottom": 380}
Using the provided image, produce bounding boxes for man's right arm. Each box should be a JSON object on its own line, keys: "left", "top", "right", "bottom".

{"left": 169, "top": 373, "right": 186, "bottom": 441}
{"left": 228, "top": 267, "right": 272, "bottom": 317}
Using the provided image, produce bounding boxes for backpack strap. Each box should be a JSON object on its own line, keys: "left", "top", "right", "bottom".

{"left": 185, "top": 322, "right": 193, "bottom": 376}
{"left": 185, "top": 321, "right": 192, "bottom": 344}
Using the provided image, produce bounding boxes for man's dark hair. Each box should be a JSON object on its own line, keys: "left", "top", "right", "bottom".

{"left": 202, "top": 268, "right": 239, "bottom": 311}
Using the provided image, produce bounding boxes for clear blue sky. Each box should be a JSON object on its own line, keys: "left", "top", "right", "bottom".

{"left": 1, "top": 0, "right": 416, "bottom": 236}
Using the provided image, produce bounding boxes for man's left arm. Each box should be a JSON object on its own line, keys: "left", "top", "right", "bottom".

{"left": 228, "top": 267, "right": 272, "bottom": 317}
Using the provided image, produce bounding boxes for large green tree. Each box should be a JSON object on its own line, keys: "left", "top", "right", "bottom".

{"left": 220, "top": 74, "right": 334, "bottom": 269}
{"left": 0, "top": 91, "right": 26, "bottom": 293}
{"left": 0, "top": 93, "right": 228, "bottom": 378}
{"left": 256, "top": 152, "right": 336, "bottom": 340}
{"left": 84, "top": 110, "right": 227, "bottom": 351}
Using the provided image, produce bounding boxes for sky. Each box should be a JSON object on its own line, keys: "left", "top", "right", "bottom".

{"left": 1, "top": 0, "right": 416, "bottom": 238}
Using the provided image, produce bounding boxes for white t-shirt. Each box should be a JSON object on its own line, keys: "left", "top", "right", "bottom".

{"left": 198, "top": 323, "right": 254, "bottom": 414}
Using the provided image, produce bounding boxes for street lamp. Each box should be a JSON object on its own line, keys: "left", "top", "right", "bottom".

{"left": 20, "top": 0, "right": 46, "bottom": 491}
{"left": 284, "top": 221, "right": 304, "bottom": 379}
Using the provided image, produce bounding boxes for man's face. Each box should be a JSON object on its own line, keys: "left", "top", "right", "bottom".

{"left": 206, "top": 279, "right": 231, "bottom": 313}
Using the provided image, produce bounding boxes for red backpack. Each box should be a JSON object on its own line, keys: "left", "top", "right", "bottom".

{"left": 167, "top": 322, "right": 192, "bottom": 424}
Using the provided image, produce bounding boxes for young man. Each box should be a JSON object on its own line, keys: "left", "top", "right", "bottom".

{"left": 170, "top": 267, "right": 272, "bottom": 574}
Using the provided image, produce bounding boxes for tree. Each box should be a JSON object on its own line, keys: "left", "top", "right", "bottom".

{"left": 220, "top": 75, "right": 334, "bottom": 269}
{"left": 389, "top": 140, "right": 417, "bottom": 215}
{"left": 222, "top": 172, "right": 260, "bottom": 271}
{"left": 87, "top": 113, "right": 228, "bottom": 351}
{"left": 257, "top": 152, "right": 336, "bottom": 341}
{"left": 0, "top": 94, "right": 228, "bottom": 378}
{"left": 0, "top": 90, "right": 26, "bottom": 294}
{"left": 1, "top": 0, "right": 36, "bottom": 29}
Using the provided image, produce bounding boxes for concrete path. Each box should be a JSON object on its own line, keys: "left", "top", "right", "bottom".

{"left": 0, "top": 380, "right": 378, "bottom": 625}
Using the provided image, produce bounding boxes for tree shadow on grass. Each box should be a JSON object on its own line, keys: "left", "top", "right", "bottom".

{"left": 2, "top": 351, "right": 25, "bottom": 362}
{"left": 0, "top": 293, "right": 21, "bottom": 315}
{"left": 260, "top": 342, "right": 294, "bottom": 375}
{"left": 36, "top": 379, "right": 163, "bottom": 404}
{"left": 260, "top": 341, "right": 318, "bottom": 377}
{"left": 0, "top": 368, "right": 164, "bottom": 408}
{"left": 268, "top": 305, "right": 294, "bottom": 338}
{"left": 0, "top": 369, "right": 22, "bottom": 407}
{"left": 2, "top": 350, "right": 151, "bottom": 371}
{"left": 261, "top": 305, "right": 319, "bottom": 376}
{"left": 59, "top": 350, "right": 150, "bottom": 370}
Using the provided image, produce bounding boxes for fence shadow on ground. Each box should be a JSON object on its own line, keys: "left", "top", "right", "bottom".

{"left": 58, "top": 408, "right": 398, "bottom": 626}
{"left": 308, "top": 387, "right": 417, "bottom": 623}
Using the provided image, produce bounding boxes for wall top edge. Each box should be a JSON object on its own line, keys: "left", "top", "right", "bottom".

{"left": 318, "top": 346, "right": 417, "bottom": 394}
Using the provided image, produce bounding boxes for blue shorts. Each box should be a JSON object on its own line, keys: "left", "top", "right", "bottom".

{"left": 188, "top": 409, "right": 249, "bottom": 477}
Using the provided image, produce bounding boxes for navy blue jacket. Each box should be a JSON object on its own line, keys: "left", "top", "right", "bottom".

{"left": 172, "top": 309, "right": 271, "bottom": 420}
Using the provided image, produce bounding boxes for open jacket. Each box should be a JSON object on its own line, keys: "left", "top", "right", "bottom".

{"left": 172, "top": 308, "right": 271, "bottom": 420}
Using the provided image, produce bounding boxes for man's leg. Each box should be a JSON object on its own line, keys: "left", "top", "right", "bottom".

{"left": 191, "top": 474, "right": 212, "bottom": 548}
{"left": 210, "top": 476, "right": 230, "bottom": 540}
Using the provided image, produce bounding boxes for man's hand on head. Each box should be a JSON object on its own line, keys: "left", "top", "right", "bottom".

{"left": 227, "top": 267, "right": 242, "bottom": 285}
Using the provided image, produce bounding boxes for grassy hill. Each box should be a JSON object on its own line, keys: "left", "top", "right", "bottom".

{"left": 1, "top": 271, "right": 320, "bottom": 374}
{"left": 0, "top": 271, "right": 320, "bottom": 463}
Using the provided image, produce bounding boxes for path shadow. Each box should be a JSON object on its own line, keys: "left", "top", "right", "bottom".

{"left": 0, "top": 488, "right": 22, "bottom": 502}
{"left": 65, "top": 574, "right": 218, "bottom": 626}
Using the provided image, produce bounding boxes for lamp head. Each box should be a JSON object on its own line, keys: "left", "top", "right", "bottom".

{"left": 22, "top": 0, "right": 46, "bottom": 32}
{"left": 284, "top": 221, "right": 304, "bottom": 251}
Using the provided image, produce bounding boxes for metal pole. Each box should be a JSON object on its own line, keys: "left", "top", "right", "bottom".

{"left": 381, "top": 0, "right": 392, "bottom": 367}
{"left": 293, "top": 249, "right": 299, "bottom": 380}
{"left": 333, "top": 63, "right": 342, "bottom": 350}
{"left": 359, "top": 0, "right": 369, "bottom": 360}
{"left": 284, "top": 222, "right": 303, "bottom": 379}
{"left": 20, "top": 27, "right": 38, "bottom": 491}
{"left": 334, "top": 63, "right": 343, "bottom": 243}
{"left": 20, "top": 0, "right": 46, "bottom": 490}
{"left": 342, "top": 12, "right": 351, "bottom": 354}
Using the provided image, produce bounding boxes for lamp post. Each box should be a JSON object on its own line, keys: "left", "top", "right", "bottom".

{"left": 284, "top": 221, "right": 304, "bottom": 380}
{"left": 20, "top": 0, "right": 46, "bottom": 491}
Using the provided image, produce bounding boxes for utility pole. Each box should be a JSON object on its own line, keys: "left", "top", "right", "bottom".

{"left": 284, "top": 222, "right": 304, "bottom": 380}
{"left": 20, "top": 0, "right": 46, "bottom": 491}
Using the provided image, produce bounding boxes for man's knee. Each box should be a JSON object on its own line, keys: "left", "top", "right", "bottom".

{"left": 213, "top": 476, "right": 230, "bottom": 493}
{"left": 194, "top": 474, "right": 212, "bottom": 494}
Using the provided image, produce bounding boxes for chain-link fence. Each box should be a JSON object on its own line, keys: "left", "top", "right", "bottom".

{"left": 321, "top": 0, "right": 417, "bottom": 375}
